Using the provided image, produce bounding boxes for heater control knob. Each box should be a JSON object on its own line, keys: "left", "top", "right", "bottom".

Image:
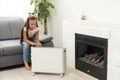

{"left": 87, "top": 70, "right": 90, "bottom": 73}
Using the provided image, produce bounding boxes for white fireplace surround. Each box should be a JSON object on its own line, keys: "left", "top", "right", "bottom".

{"left": 63, "top": 19, "right": 120, "bottom": 80}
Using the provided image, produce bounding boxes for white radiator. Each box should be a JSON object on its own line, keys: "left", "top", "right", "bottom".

{"left": 31, "top": 47, "right": 66, "bottom": 77}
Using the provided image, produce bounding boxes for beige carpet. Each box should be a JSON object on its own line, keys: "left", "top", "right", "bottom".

{"left": 0, "top": 66, "right": 97, "bottom": 80}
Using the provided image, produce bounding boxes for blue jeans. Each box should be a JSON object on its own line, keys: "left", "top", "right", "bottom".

{"left": 22, "top": 37, "right": 35, "bottom": 62}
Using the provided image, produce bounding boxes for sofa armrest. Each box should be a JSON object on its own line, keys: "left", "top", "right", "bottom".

{"left": 39, "top": 34, "right": 53, "bottom": 44}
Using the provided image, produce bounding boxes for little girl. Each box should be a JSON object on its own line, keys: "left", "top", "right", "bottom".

{"left": 21, "top": 13, "right": 41, "bottom": 70}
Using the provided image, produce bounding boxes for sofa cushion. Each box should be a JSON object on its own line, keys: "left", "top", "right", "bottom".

{"left": 0, "top": 18, "right": 12, "bottom": 40}
{"left": 0, "top": 45, "right": 4, "bottom": 57}
{"left": 42, "top": 41, "right": 53, "bottom": 47}
{"left": 8, "top": 17, "right": 24, "bottom": 39}
{"left": 40, "top": 34, "right": 53, "bottom": 43}
{"left": 0, "top": 39, "right": 22, "bottom": 56}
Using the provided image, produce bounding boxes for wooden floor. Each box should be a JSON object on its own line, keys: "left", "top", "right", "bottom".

{"left": 0, "top": 66, "right": 98, "bottom": 80}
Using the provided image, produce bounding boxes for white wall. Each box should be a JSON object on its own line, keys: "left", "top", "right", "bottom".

{"left": 63, "top": 0, "right": 120, "bottom": 22}
{"left": 0, "top": 0, "right": 34, "bottom": 20}
{"left": 48, "top": 0, "right": 63, "bottom": 47}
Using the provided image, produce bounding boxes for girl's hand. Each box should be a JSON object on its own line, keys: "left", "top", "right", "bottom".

{"left": 35, "top": 41, "right": 41, "bottom": 46}
{"left": 31, "top": 42, "right": 41, "bottom": 46}
{"left": 31, "top": 42, "right": 37, "bottom": 46}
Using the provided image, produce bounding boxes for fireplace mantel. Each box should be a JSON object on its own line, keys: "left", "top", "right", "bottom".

{"left": 63, "top": 19, "right": 120, "bottom": 80}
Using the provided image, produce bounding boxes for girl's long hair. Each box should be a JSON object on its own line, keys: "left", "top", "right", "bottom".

{"left": 20, "top": 16, "right": 38, "bottom": 44}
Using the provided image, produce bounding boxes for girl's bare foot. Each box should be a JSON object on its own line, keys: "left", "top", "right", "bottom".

{"left": 24, "top": 62, "right": 31, "bottom": 70}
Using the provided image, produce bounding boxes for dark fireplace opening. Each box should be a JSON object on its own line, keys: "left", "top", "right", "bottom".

{"left": 75, "top": 33, "right": 108, "bottom": 80}
{"left": 79, "top": 45, "right": 104, "bottom": 68}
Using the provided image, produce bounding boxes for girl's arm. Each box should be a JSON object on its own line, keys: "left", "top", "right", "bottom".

{"left": 35, "top": 31, "right": 41, "bottom": 45}
{"left": 23, "top": 30, "right": 35, "bottom": 45}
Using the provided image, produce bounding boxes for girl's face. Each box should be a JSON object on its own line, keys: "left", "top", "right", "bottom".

{"left": 29, "top": 20, "right": 37, "bottom": 30}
